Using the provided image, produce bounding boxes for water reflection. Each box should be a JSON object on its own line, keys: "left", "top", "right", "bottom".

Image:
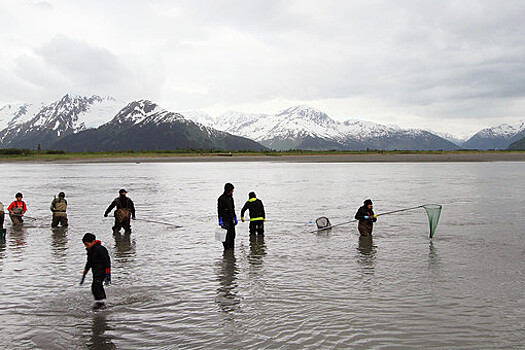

{"left": 51, "top": 227, "right": 68, "bottom": 261}
{"left": 9, "top": 227, "right": 27, "bottom": 260}
{"left": 428, "top": 241, "right": 441, "bottom": 270}
{"left": 87, "top": 312, "right": 115, "bottom": 350}
{"left": 248, "top": 234, "right": 267, "bottom": 267}
{"left": 355, "top": 235, "right": 377, "bottom": 283}
{"left": 0, "top": 239, "right": 6, "bottom": 264}
{"left": 112, "top": 232, "right": 136, "bottom": 261}
{"left": 215, "top": 250, "right": 240, "bottom": 313}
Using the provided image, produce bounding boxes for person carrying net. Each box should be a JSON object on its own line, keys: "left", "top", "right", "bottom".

{"left": 50, "top": 192, "right": 68, "bottom": 228}
{"left": 104, "top": 189, "right": 136, "bottom": 234}
{"left": 354, "top": 199, "right": 377, "bottom": 236}
{"left": 8, "top": 193, "right": 27, "bottom": 226}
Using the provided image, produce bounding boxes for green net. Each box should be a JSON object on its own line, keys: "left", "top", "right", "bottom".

{"left": 423, "top": 204, "right": 442, "bottom": 238}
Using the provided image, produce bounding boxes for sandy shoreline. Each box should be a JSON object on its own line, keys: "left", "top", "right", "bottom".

{"left": 22, "top": 152, "right": 525, "bottom": 163}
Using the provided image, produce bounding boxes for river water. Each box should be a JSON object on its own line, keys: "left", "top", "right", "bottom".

{"left": 0, "top": 161, "right": 523, "bottom": 349}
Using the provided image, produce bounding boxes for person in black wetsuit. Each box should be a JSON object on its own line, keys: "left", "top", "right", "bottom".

{"left": 80, "top": 233, "right": 111, "bottom": 309}
{"left": 240, "top": 192, "right": 266, "bottom": 236}
{"left": 354, "top": 199, "right": 377, "bottom": 236}
{"left": 104, "top": 189, "right": 136, "bottom": 234}
{"left": 217, "top": 183, "right": 237, "bottom": 250}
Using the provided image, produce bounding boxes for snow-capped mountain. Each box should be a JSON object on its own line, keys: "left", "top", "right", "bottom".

{"left": 0, "top": 94, "right": 122, "bottom": 149}
{"left": 427, "top": 131, "right": 471, "bottom": 147}
{"left": 0, "top": 103, "right": 42, "bottom": 131}
{"left": 463, "top": 120, "right": 525, "bottom": 150}
{"left": 187, "top": 105, "right": 460, "bottom": 151}
{"left": 52, "top": 100, "right": 267, "bottom": 152}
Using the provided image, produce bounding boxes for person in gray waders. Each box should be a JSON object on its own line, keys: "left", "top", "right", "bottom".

{"left": 50, "top": 192, "right": 68, "bottom": 228}
{"left": 354, "top": 199, "right": 377, "bottom": 236}
{"left": 7, "top": 193, "right": 27, "bottom": 226}
{"left": 217, "top": 183, "right": 238, "bottom": 250}
{"left": 104, "top": 189, "right": 136, "bottom": 234}
{"left": 240, "top": 192, "right": 266, "bottom": 236}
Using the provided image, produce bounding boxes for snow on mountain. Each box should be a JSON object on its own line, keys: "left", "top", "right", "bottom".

{"left": 463, "top": 119, "right": 525, "bottom": 150}
{"left": 52, "top": 99, "right": 268, "bottom": 152}
{"left": 0, "top": 94, "right": 122, "bottom": 148}
{"left": 426, "top": 130, "right": 471, "bottom": 146}
{"left": 181, "top": 111, "right": 216, "bottom": 127}
{"left": 342, "top": 119, "right": 398, "bottom": 139}
{"left": 187, "top": 105, "right": 459, "bottom": 150}
{"left": 0, "top": 103, "right": 42, "bottom": 131}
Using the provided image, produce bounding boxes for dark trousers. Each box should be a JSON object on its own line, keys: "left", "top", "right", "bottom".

{"left": 222, "top": 220, "right": 236, "bottom": 250}
{"left": 51, "top": 213, "right": 68, "bottom": 227}
{"left": 92, "top": 274, "right": 106, "bottom": 300}
{"left": 0, "top": 212, "right": 4, "bottom": 228}
{"left": 358, "top": 221, "right": 373, "bottom": 236}
{"left": 113, "top": 209, "right": 131, "bottom": 233}
{"left": 249, "top": 221, "right": 264, "bottom": 235}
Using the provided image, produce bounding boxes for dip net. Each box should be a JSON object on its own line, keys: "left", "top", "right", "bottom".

{"left": 423, "top": 204, "right": 442, "bottom": 238}
{"left": 315, "top": 217, "right": 332, "bottom": 230}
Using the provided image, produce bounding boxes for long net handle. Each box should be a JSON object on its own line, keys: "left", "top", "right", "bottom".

{"left": 376, "top": 205, "right": 423, "bottom": 217}
{"left": 311, "top": 205, "right": 424, "bottom": 233}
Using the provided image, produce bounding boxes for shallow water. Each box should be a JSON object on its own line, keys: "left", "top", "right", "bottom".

{"left": 0, "top": 161, "right": 523, "bottom": 349}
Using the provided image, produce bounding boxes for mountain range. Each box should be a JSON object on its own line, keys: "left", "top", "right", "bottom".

{"left": 187, "top": 105, "right": 460, "bottom": 151}
{"left": 461, "top": 121, "right": 525, "bottom": 150}
{"left": 0, "top": 94, "right": 523, "bottom": 151}
{"left": 52, "top": 100, "right": 266, "bottom": 151}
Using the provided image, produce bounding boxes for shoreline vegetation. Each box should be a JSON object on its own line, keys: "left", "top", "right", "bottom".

{"left": 0, "top": 149, "right": 524, "bottom": 163}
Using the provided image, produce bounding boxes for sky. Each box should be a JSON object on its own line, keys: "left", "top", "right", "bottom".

{"left": 1, "top": 0, "right": 525, "bottom": 136}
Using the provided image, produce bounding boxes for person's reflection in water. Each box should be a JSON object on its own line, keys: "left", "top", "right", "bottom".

{"left": 9, "top": 226, "right": 27, "bottom": 260}
{"left": 51, "top": 227, "right": 68, "bottom": 262}
{"left": 88, "top": 312, "right": 116, "bottom": 350}
{"left": 248, "top": 234, "right": 267, "bottom": 268}
{"left": 355, "top": 235, "right": 377, "bottom": 285}
{"left": 0, "top": 238, "right": 6, "bottom": 262}
{"left": 215, "top": 250, "right": 240, "bottom": 313}
{"left": 112, "top": 232, "right": 136, "bottom": 261}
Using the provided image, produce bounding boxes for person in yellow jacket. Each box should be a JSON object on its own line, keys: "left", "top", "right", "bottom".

{"left": 50, "top": 192, "right": 68, "bottom": 228}
{"left": 240, "top": 192, "right": 266, "bottom": 236}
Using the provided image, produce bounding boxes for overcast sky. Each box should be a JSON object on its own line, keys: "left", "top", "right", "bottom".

{"left": 1, "top": 0, "right": 525, "bottom": 135}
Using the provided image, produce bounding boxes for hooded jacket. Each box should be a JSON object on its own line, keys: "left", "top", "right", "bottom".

{"left": 355, "top": 205, "right": 377, "bottom": 223}
{"left": 241, "top": 198, "right": 265, "bottom": 221}
{"left": 84, "top": 241, "right": 111, "bottom": 277}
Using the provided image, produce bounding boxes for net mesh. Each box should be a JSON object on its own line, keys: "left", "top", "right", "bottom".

{"left": 423, "top": 204, "right": 442, "bottom": 238}
{"left": 315, "top": 217, "right": 332, "bottom": 230}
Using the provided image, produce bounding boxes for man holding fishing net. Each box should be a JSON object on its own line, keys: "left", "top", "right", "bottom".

{"left": 104, "top": 189, "right": 136, "bottom": 234}
{"left": 354, "top": 199, "right": 377, "bottom": 236}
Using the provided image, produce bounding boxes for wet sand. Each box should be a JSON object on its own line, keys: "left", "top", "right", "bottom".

{"left": 52, "top": 152, "right": 525, "bottom": 163}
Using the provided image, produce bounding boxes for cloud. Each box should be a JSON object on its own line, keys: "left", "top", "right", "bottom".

{"left": 1, "top": 0, "right": 525, "bottom": 134}
{"left": 6, "top": 35, "right": 165, "bottom": 103}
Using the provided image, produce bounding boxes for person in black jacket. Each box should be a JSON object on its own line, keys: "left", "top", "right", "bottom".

{"left": 240, "top": 192, "right": 266, "bottom": 236}
{"left": 354, "top": 199, "right": 377, "bottom": 236}
{"left": 104, "top": 189, "right": 136, "bottom": 234}
{"left": 80, "top": 233, "right": 111, "bottom": 309}
{"left": 217, "top": 183, "right": 237, "bottom": 250}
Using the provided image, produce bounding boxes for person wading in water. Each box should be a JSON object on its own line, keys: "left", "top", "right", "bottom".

{"left": 355, "top": 199, "right": 377, "bottom": 236}
{"left": 217, "top": 183, "right": 237, "bottom": 250}
{"left": 240, "top": 192, "right": 266, "bottom": 236}
{"left": 50, "top": 192, "right": 68, "bottom": 228}
{"left": 104, "top": 189, "right": 136, "bottom": 234}
{"left": 8, "top": 193, "right": 27, "bottom": 226}
{"left": 80, "top": 233, "right": 111, "bottom": 309}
